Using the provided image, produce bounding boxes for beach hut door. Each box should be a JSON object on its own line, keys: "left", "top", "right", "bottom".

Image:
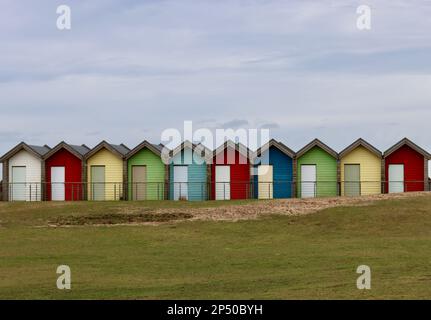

{"left": 216, "top": 166, "right": 231, "bottom": 200}
{"left": 174, "top": 166, "right": 188, "bottom": 200}
{"left": 344, "top": 164, "right": 360, "bottom": 197}
{"left": 91, "top": 166, "right": 105, "bottom": 201}
{"left": 11, "top": 166, "right": 26, "bottom": 201}
{"left": 132, "top": 166, "right": 147, "bottom": 200}
{"left": 51, "top": 166, "right": 65, "bottom": 201}
{"left": 389, "top": 164, "right": 404, "bottom": 193}
{"left": 258, "top": 165, "right": 273, "bottom": 199}
{"left": 301, "top": 165, "right": 316, "bottom": 198}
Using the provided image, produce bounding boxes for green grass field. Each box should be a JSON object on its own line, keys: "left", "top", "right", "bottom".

{"left": 0, "top": 196, "right": 430, "bottom": 299}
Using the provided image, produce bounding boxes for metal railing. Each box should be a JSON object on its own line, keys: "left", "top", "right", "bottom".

{"left": 0, "top": 180, "right": 429, "bottom": 201}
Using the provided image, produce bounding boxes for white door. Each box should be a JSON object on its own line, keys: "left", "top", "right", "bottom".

{"left": 389, "top": 164, "right": 404, "bottom": 193}
{"left": 173, "top": 166, "right": 188, "bottom": 200}
{"left": 258, "top": 165, "right": 273, "bottom": 199}
{"left": 216, "top": 166, "right": 230, "bottom": 200}
{"left": 301, "top": 165, "right": 316, "bottom": 198}
{"left": 11, "top": 166, "right": 26, "bottom": 201}
{"left": 51, "top": 167, "right": 65, "bottom": 201}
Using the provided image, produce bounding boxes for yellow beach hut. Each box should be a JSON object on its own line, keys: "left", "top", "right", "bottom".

{"left": 85, "top": 141, "right": 129, "bottom": 201}
{"left": 339, "top": 138, "right": 382, "bottom": 196}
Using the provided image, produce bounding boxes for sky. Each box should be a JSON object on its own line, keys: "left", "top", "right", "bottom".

{"left": 1, "top": 0, "right": 431, "bottom": 177}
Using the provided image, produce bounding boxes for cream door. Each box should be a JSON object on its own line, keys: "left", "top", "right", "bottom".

{"left": 11, "top": 166, "right": 26, "bottom": 201}
{"left": 258, "top": 165, "right": 273, "bottom": 199}
{"left": 301, "top": 165, "right": 316, "bottom": 198}
{"left": 215, "top": 166, "right": 230, "bottom": 200}
{"left": 132, "top": 165, "right": 147, "bottom": 200}
{"left": 51, "top": 167, "right": 65, "bottom": 201}
{"left": 173, "top": 166, "right": 188, "bottom": 200}
{"left": 389, "top": 164, "right": 404, "bottom": 193}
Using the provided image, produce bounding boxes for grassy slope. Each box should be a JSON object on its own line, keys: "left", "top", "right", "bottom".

{"left": 0, "top": 197, "right": 430, "bottom": 299}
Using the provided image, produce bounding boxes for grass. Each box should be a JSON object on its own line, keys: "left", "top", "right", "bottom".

{"left": 0, "top": 196, "right": 430, "bottom": 299}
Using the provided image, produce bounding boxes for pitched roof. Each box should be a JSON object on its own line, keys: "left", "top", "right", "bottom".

{"left": 43, "top": 141, "right": 89, "bottom": 160}
{"left": 213, "top": 140, "right": 251, "bottom": 160}
{"left": 125, "top": 140, "right": 163, "bottom": 160}
{"left": 296, "top": 138, "right": 338, "bottom": 159}
{"left": 0, "top": 142, "right": 51, "bottom": 162}
{"left": 84, "top": 141, "right": 129, "bottom": 160}
{"left": 170, "top": 140, "right": 212, "bottom": 162}
{"left": 152, "top": 143, "right": 165, "bottom": 153}
{"left": 384, "top": 137, "right": 431, "bottom": 159}
{"left": 255, "top": 139, "right": 295, "bottom": 159}
{"left": 70, "top": 144, "right": 91, "bottom": 156}
{"left": 28, "top": 145, "right": 51, "bottom": 156}
{"left": 339, "top": 138, "right": 382, "bottom": 158}
{"left": 110, "top": 143, "right": 130, "bottom": 156}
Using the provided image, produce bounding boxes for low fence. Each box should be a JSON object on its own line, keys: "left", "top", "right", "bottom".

{"left": 0, "top": 180, "right": 429, "bottom": 201}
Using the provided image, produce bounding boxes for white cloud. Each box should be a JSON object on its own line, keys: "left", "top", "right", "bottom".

{"left": 1, "top": 0, "right": 431, "bottom": 178}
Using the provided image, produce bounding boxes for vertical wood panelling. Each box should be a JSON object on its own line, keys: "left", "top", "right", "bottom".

{"left": 169, "top": 148, "right": 207, "bottom": 201}
{"left": 87, "top": 148, "right": 123, "bottom": 201}
{"left": 128, "top": 148, "right": 165, "bottom": 200}
{"left": 211, "top": 147, "right": 250, "bottom": 200}
{"left": 296, "top": 146, "right": 337, "bottom": 197}
{"left": 8, "top": 150, "right": 42, "bottom": 201}
{"left": 340, "top": 146, "right": 381, "bottom": 196}
{"left": 385, "top": 145, "right": 425, "bottom": 192}
{"left": 45, "top": 148, "right": 83, "bottom": 201}
{"left": 253, "top": 146, "right": 293, "bottom": 199}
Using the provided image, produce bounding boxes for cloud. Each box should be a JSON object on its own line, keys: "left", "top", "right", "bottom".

{"left": 222, "top": 119, "right": 249, "bottom": 129}
{"left": 259, "top": 122, "right": 280, "bottom": 129}
{"left": 1, "top": 0, "right": 431, "bottom": 176}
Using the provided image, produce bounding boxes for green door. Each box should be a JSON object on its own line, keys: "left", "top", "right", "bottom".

{"left": 344, "top": 164, "right": 360, "bottom": 196}
{"left": 91, "top": 166, "right": 105, "bottom": 201}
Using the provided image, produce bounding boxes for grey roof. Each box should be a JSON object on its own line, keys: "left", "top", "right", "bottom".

{"left": 110, "top": 144, "right": 130, "bottom": 156}
{"left": 152, "top": 143, "right": 164, "bottom": 152}
{"left": 69, "top": 144, "right": 91, "bottom": 156}
{"left": 28, "top": 145, "right": 51, "bottom": 156}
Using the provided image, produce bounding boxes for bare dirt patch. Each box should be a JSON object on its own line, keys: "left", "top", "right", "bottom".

{"left": 49, "top": 212, "right": 193, "bottom": 226}
{"left": 155, "top": 192, "right": 431, "bottom": 222}
{"left": 46, "top": 192, "right": 431, "bottom": 226}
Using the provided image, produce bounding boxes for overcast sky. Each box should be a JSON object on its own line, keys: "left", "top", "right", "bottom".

{"left": 1, "top": 0, "right": 431, "bottom": 177}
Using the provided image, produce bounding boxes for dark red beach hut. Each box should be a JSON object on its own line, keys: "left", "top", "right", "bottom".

{"left": 44, "top": 142, "right": 90, "bottom": 201}
{"left": 211, "top": 141, "right": 251, "bottom": 200}
{"left": 384, "top": 138, "right": 430, "bottom": 193}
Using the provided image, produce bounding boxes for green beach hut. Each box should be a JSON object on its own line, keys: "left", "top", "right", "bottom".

{"left": 296, "top": 139, "right": 338, "bottom": 198}
{"left": 126, "top": 141, "right": 167, "bottom": 200}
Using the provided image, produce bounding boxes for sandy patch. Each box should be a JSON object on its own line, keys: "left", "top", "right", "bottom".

{"left": 42, "top": 192, "right": 431, "bottom": 226}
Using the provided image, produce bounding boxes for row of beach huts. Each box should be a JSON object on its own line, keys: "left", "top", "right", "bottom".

{"left": 0, "top": 137, "right": 429, "bottom": 202}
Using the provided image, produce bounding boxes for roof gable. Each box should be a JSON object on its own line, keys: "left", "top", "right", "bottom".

{"left": 84, "top": 141, "right": 129, "bottom": 160}
{"left": 339, "top": 138, "right": 382, "bottom": 159}
{"left": 0, "top": 142, "right": 51, "bottom": 162}
{"left": 213, "top": 140, "right": 251, "bottom": 159}
{"left": 126, "top": 140, "right": 163, "bottom": 160}
{"left": 170, "top": 140, "right": 212, "bottom": 163}
{"left": 384, "top": 138, "right": 430, "bottom": 159}
{"left": 255, "top": 139, "right": 295, "bottom": 159}
{"left": 43, "top": 141, "right": 88, "bottom": 160}
{"left": 296, "top": 139, "right": 338, "bottom": 159}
